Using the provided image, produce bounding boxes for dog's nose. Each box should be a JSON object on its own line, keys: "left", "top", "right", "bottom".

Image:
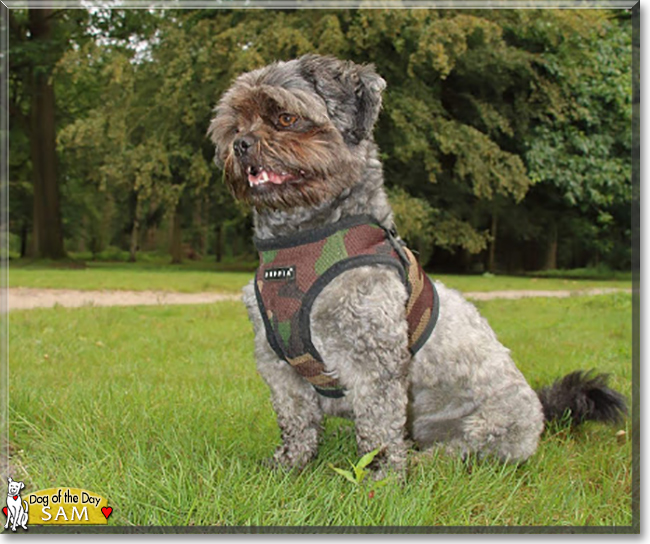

{"left": 233, "top": 135, "right": 256, "bottom": 157}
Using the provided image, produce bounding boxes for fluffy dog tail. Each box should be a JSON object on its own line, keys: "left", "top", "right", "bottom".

{"left": 536, "top": 370, "right": 627, "bottom": 426}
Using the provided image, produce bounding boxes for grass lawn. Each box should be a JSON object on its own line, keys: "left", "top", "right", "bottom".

{"left": 9, "top": 260, "right": 632, "bottom": 294}
{"left": 8, "top": 294, "right": 633, "bottom": 528}
{"left": 8, "top": 261, "right": 250, "bottom": 294}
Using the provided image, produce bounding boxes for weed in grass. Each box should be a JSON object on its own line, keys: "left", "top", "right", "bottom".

{"left": 327, "top": 448, "right": 389, "bottom": 488}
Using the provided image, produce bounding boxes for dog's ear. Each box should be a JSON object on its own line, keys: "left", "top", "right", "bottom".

{"left": 298, "top": 55, "right": 386, "bottom": 145}
{"left": 19, "top": 482, "right": 24, "bottom": 490}
{"left": 7, "top": 477, "right": 12, "bottom": 483}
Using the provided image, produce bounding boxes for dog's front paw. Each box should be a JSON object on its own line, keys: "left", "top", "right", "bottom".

{"left": 368, "top": 460, "right": 407, "bottom": 485}
{"left": 261, "top": 456, "right": 300, "bottom": 475}
{"left": 360, "top": 445, "right": 408, "bottom": 483}
{"left": 264, "top": 444, "right": 317, "bottom": 472}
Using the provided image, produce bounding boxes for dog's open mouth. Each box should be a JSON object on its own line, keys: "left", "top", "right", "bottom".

{"left": 247, "top": 165, "right": 303, "bottom": 187}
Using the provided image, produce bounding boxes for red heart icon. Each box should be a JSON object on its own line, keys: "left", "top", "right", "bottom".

{"left": 12, "top": 496, "right": 17, "bottom": 500}
{"left": 101, "top": 506, "right": 112, "bottom": 520}
{"left": 2, "top": 507, "right": 6, "bottom": 517}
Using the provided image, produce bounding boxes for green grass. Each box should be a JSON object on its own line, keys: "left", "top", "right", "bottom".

{"left": 433, "top": 273, "right": 631, "bottom": 293}
{"left": 528, "top": 266, "right": 633, "bottom": 282}
{"left": 9, "top": 260, "right": 632, "bottom": 295}
{"left": 9, "top": 261, "right": 250, "bottom": 294}
{"left": 8, "top": 294, "right": 633, "bottom": 527}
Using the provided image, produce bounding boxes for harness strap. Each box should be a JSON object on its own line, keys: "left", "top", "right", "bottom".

{"left": 254, "top": 215, "right": 438, "bottom": 398}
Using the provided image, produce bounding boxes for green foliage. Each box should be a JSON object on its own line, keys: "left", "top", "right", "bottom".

{"left": 328, "top": 449, "right": 383, "bottom": 486}
{"left": 518, "top": 11, "right": 632, "bottom": 270}
{"left": 9, "top": 8, "right": 633, "bottom": 271}
{"left": 525, "top": 16, "right": 631, "bottom": 207}
{"left": 389, "top": 186, "right": 490, "bottom": 262}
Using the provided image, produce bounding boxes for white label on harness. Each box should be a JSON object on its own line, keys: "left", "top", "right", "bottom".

{"left": 264, "top": 266, "right": 296, "bottom": 281}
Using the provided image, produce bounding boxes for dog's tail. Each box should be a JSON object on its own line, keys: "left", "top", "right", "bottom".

{"left": 536, "top": 370, "right": 627, "bottom": 427}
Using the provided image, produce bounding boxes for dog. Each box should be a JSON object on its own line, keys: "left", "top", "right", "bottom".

{"left": 5, "top": 477, "right": 28, "bottom": 531}
{"left": 208, "top": 54, "right": 627, "bottom": 478}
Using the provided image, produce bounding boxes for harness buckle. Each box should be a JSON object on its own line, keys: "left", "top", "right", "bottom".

{"left": 384, "top": 226, "right": 411, "bottom": 269}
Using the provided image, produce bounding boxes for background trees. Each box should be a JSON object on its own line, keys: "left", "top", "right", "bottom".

{"left": 8, "top": 7, "right": 633, "bottom": 272}
{"left": 9, "top": 8, "right": 91, "bottom": 259}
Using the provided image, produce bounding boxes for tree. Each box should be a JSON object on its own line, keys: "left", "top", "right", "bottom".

{"left": 341, "top": 10, "right": 543, "bottom": 268}
{"left": 520, "top": 10, "right": 632, "bottom": 269}
{"left": 59, "top": 47, "right": 175, "bottom": 262}
{"left": 16, "top": 7, "right": 631, "bottom": 273}
{"left": 9, "top": 8, "right": 80, "bottom": 258}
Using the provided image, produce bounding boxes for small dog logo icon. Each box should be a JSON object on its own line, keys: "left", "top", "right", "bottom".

{"left": 4, "top": 477, "right": 28, "bottom": 531}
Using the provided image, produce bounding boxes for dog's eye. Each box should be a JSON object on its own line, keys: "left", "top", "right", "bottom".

{"left": 278, "top": 113, "right": 298, "bottom": 128}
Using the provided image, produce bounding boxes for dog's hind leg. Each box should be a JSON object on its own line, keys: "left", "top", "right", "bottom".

{"left": 243, "top": 281, "right": 323, "bottom": 470}
{"left": 408, "top": 282, "right": 546, "bottom": 462}
{"left": 311, "top": 266, "right": 411, "bottom": 478}
{"left": 458, "top": 381, "right": 545, "bottom": 463}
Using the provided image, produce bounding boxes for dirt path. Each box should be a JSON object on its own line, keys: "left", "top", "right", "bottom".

{"left": 5, "top": 286, "right": 630, "bottom": 311}
{"left": 6, "top": 288, "right": 241, "bottom": 311}
{"left": 463, "top": 287, "right": 629, "bottom": 301}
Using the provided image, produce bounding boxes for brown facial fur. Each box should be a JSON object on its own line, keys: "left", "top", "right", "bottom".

{"left": 209, "top": 85, "right": 363, "bottom": 210}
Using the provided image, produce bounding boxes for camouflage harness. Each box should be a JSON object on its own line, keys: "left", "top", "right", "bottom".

{"left": 254, "top": 215, "right": 439, "bottom": 398}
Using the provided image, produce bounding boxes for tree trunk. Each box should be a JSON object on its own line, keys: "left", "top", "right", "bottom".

{"left": 79, "top": 215, "right": 88, "bottom": 252}
{"left": 28, "top": 8, "right": 66, "bottom": 260}
{"left": 144, "top": 226, "right": 157, "bottom": 252}
{"left": 170, "top": 207, "right": 183, "bottom": 264}
{"left": 542, "top": 220, "right": 558, "bottom": 270}
{"left": 128, "top": 220, "right": 139, "bottom": 263}
{"left": 487, "top": 211, "right": 498, "bottom": 273}
{"left": 20, "top": 222, "right": 28, "bottom": 258}
{"left": 197, "top": 198, "right": 208, "bottom": 257}
{"left": 215, "top": 224, "right": 222, "bottom": 263}
{"left": 129, "top": 195, "right": 141, "bottom": 263}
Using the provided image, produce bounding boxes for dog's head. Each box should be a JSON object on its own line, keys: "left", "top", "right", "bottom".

{"left": 208, "top": 55, "right": 386, "bottom": 210}
{"left": 7, "top": 478, "right": 23, "bottom": 496}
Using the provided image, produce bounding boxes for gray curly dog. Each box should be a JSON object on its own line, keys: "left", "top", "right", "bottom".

{"left": 208, "top": 54, "right": 626, "bottom": 478}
